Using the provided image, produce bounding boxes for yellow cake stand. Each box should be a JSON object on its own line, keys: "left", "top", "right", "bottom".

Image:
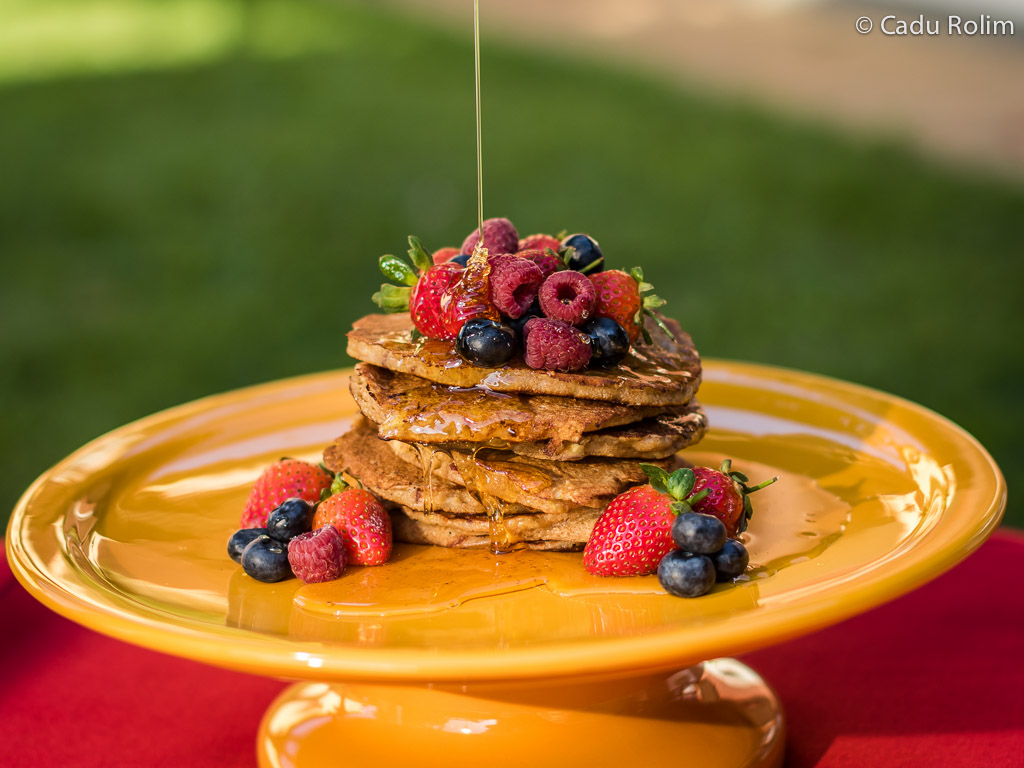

{"left": 6, "top": 362, "right": 1005, "bottom": 767}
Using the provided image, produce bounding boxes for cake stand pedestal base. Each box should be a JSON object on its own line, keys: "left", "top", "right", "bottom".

{"left": 257, "top": 658, "right": 784, "bottom": 767}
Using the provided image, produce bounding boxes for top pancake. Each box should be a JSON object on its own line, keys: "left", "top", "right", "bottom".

{"left": 347, "top": 313, "right": 701, "bottom": 407}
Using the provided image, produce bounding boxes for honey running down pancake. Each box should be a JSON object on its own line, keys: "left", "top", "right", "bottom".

{"left": 347, "top": 313, "right": 701, "bottom": 407}
{"left": 388, "top": 505, "right": 598, "bottom": 551}
{"left": 350, "top": 363, "right": 667, "bottom": 446}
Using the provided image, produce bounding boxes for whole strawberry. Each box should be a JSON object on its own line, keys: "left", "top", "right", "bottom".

{"left": 589, "top": 267, "right": 672, "bottom": 344}
{"left": 432, "top": 246, "right": 460, "bottom": 264}
{"left": 240, "top": 459, "right": 333, "bottom": 529}
{"left": 439, "top": 250, "right": 500, "bottom": 338}
{"left": 518, "top": 233, "right": 562, "bottom": 253}
{"left": 689, "top": 460, "right": 778, "bottom": 536}
{"left": 312, "top": 482, "right": 392, "bottom": 566}
{"left": 373, "top": 236, "right": 464, "bottom": 340}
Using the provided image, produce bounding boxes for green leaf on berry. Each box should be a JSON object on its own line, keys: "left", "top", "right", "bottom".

{"left": 372, "top": 284, "right": 412, "bottom": 313}
{"left": 379, "top": 254, "right": 418, "bottom": 286}
{"left": 407, "top": 236, "right": 432, "bottom": 272}
{"left": 639, "top": 463, "right": 671, "bottom": 495}
{"left": 330, "top": 474, "right": 348, "bottom": 496}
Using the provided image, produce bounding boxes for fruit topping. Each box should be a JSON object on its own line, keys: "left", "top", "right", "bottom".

{"left": 590, "top": 268, "right": 671, "bottom": 344}
{"left": 688, "top": 459, "right": 779, "bottom": 536}
{"left": 240, "top": 459, "right": 333, "bottom": 529}
{"left": 288, "top": 524, "right": 348, "bottom": 584}
{"left": 266, "top": 498, "right": 315, "bottom": 543}
{"left": 508, "top": 296, "right": 542, "bottom": 342}
{"left": 518, "top": 233, "right": 562, "bottom": 253}
{"left": 523, "top": 317, "right": 592, "bottom": 372}
{"left": 461, "top": 217, "right": 519, "bottom": 256}
{"left": 670, "top": 512, "right": 727, "bottom": 555}
{"left": 450, "top": 253, "right": 471, "bottom": 267}
{"left": 657, "top": 550, "right": 716, "bottom": 598}
{"left": 312, "top": 484, "right": 393, "bottom": 566}
{"left": 227, "top": 528, "right": 268, "bottom": 564}
{"left": 583, "top": 484, "right": 677, "bottom": 576}
{"left": 456, "top": 318, "right": 518, "bottom": 367}
{"left": 516, "top": 248, "right": 562, "bottom": 279}
{"left": 710, "top": 539, "right": 750, "bottom": 582}
{"left": 561, "top": 233, "right": 604, "bottom": 274}
{"left": 538, "top": 270, "right": 597, "bottom": 326}
{"left": 431, "top": 246, "right": 460, "bottom": 264}
{"left": 439, "top": 250, "right": 500, "bottom": 338}
{"left": 241, "top": 534, "right": 293, "bottom": 583}
{"left": 581, "top": 316, "right": 630, "bottom": 368}
{"left": 488, "top": 254, "right": 544, "bottom": 318}
{"left": 373, "top": 238, "right": 465, "bottom": 340}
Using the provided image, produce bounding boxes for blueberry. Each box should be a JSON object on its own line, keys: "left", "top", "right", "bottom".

{"left": 451, "top": 253, "right": 471, "bottom": 267}
{"left": 266, "top": 498, "right": 314, "bottom": 543}
{"left": 508, "top": 297, "right": 542, "bottom": 341}
{"left": 582, "top": 317, "right": 630, "bottom": 368}
{"left": 658, "top": 550, "right": 716, "bottom": 598}
{"left": 241, "top": 535, "right": 293, "bottom": 582}
{"left": 710, "top": 539, "right": 750, "bottom": 582}
{"left": 228, "top": 527, "right": 268, "bottom": 563}
{"left": 456, "top": 318, "right": 518, "bottom": 366}
{"left": 671, "top": 512, "right": 727, "bottom": 555}
{"left": 561, "top": 234, "right": 604, "bottom": 274}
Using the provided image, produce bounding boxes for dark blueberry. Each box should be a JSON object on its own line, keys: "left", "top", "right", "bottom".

{"left": 451, "top": 253, "right": 471, "bottom": 267}
{"left": 228, "top": 527, "right": 268, "bottom": 563}
{"left": 241, "top": 535, "right": 293, "bottom": 582}
{"left": 266, "top": 498, "right": 314, "bottom": 543}
{"left": 508, "top": 297, "right": 542, "bottom": 341}
{"left": 456, "top": 318, "right": 518, "bottom": 366}
{"left": 657, "top": 550, "right": 716, "bottom": 598}
{"left": 710, "top": 539, "right": 750, "bottom": 582}
{"left": 671, "top": 512, "right": 727, "bottom": 555}
{"left": 582, "top": 317, "right": 630, "bottom": 368}
{"left": 561, "top": 233, "right": 604, "bottom": 274}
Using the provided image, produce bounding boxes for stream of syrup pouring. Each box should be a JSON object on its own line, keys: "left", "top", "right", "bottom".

{"left": 412, "top": 1, "right": 523, "bottom": 555}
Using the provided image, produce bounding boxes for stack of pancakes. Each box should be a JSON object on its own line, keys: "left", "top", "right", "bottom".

{"left": 323, "top": 313, "right": 707, "bottom": 551}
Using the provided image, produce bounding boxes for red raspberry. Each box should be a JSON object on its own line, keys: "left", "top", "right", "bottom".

{"left": 516, "top": 248, "right": 562, "bottom": 279}
{"left": 523, "top": 318, "right": 592, "bottom": 371}
{"left": 519, "top": 233, "right": 562, "bottom": 253}
{"left": 287, "top": 524, "right": 347, "bottom": 584}
{"left": 432, "top": 246, "right": 460, "bottom": 264}
{"left": 461, "top": 217, "right": 519, "bottom": 256}
{"left": 488, "top": 255, "right": 544, "bottom": 319}
{"left": 538, "top": 270, "right": 597, "bottom": 326}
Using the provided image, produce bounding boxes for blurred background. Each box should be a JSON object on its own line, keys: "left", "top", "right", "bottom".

{"left": 1, "top": 0, "right": 1021, "bottom": 527}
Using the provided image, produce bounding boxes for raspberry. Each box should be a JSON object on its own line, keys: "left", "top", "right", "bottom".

{"left": 287, "top": 524, "right": 347, "bottom": 584}
{"left": 461, "top": 217, "right": 519, "bottom": 256}
{"left": 519, "top": 233, "right": 562, "bottom": 253}
{"left": 538, "top": 270, "right": 597, "bottom": 326}
{"left": 523, "top": 317, "right": 592, "bottom": 371}
{"left": 517, "top": 249, "right": 562, "bottom": 279}
{"left": 488, "top": 255, "right": 544, "bottom": 319}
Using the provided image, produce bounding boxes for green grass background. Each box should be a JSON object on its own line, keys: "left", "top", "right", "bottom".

{"left": 1, "top": 0, "right": 1020, "bottom": 527}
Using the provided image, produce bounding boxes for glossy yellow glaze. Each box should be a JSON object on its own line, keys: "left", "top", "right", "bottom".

{"left": 256, "top": 659, "right": 784, "bottom": 768}
{"left": 6, "top": 362, "right": 1006, "bottom": 685}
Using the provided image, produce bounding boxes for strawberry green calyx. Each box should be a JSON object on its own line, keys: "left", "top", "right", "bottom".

{"left": 329, "top": 473, "right": 349, "bottom": 497}
{"left": 717, "top": 459, "right": 779, "bottom": 528}
{"left": 639, "top": 464, "right": 709, "bottom": 514}
{"left": 372, "top": 234, "right": 434, "bottom": 312}
{"left": 628, "top": 267, "right": 674, "bottom": 345}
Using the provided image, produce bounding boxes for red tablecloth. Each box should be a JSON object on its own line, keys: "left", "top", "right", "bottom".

{"left": 2, "top": 532, "right": 1022, "bottom": 768}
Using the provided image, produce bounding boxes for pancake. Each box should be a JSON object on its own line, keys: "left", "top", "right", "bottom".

{"left": 389, "top": 505, "right": 596, "bottom": 551}
{"left": 350, "top": 362, "right": 666, "bottom": 446}
{"left": 347, "top": 313, "right": 701, "bottom": 407}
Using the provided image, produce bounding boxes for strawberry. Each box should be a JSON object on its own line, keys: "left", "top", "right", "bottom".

{"left": 432, "top": 246, "right": 460, "bottom": 264}
{"left": 240, "top": 459, "right": 333, "bottom": 529}
{"left": 583, "top": 461, "right": 778, "bottom": 576}
{"left": 373, "top": 236, "right": 464, "bottom": 340}
{"left": 438, "top": 249, "right": 500, "bottom": 338}
{"left": 583, "top": 484, "right": 677, "bottom": 576}
{"left": 312, "top": 481, "right": 392, "bottom": 566}
{"left": 589, "top": 268, "right": 672, "bottom": 344}
{"left": 518, "top": 233, "right": 562, "bottom": 253}
{"left": 689, "top": 460, "right": 779, "bottom": 536}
